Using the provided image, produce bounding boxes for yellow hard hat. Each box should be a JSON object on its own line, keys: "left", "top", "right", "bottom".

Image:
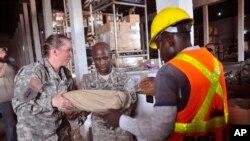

{"left": 150, "top": 7, "right": 194, "bottom": 49}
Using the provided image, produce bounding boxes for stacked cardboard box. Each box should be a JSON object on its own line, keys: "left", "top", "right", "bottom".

{"left": 96, "top": 14, "right": 141, "bottom": 51}
{"left": 124, "top": 14, "right": 140, "bottom": 23}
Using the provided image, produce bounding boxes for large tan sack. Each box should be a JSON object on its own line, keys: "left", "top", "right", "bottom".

{"left": 63, "top": 90, "right": 130, "bottom": 112}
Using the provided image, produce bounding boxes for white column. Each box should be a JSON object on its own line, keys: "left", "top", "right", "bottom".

{"left": 67, "top": 0, "right": 88, "bottom": 85}
{"left": 17, "top": 22, "right": 26, "bottom": 67}
{"left": 15, "top": 27, "right": 22, "bottom": 68}
{"left": 238, "top": 0, "right": 244, "bottom": 62}
{"left": 15, "top": 26, "right": 20, "bottom": 67}
{"left": 9, "top": 38, "right": 16, "bottom": 66}
{"left": 14, "top": 32, "right": 19, "bottom": 68}
{"left": 20, "top": 14, "right": 30, "bottom": 65}
{"left": 203, "top": 5, "right": 209, "bottom": 45}
{"left": 42, "top": 0, "right": 53, "bottom": 38}
{"left": 23, "top": 3, "right": 34, "bottom": 63}
{"left": 30, "top": 0, "right": 42, "bottom": 61}
{"left": 155, "top": 0, "right": 194, "bottom": 45}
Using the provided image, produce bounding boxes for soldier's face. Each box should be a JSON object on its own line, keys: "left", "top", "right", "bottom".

{"left": 92, "top": 48, "right": 112, "bottom": 75}
{"left": 55, "top": 39, "right": 72, "bottom": 66}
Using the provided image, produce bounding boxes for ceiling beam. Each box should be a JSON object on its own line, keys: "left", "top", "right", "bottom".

{"left": 193, "top": 0, "right": 226, "bottom": 8}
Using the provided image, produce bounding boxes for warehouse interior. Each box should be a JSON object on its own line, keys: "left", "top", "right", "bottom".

{"left": 0, "top": 0, "right": 250, "bottom": 140}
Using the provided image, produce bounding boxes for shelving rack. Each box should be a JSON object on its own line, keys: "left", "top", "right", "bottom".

{"left": 91, "top": 0, "right": 149, "bottom": 60}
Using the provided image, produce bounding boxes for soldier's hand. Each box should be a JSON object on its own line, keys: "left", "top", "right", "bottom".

{"left": 102, "top": 109, "right": 122, "bottom": 130}
{"left": 52, "top": 92, "right": 76, "bottom": 111}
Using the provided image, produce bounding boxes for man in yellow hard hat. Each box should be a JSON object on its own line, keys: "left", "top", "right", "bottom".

{"left": 103, "top": 7, "right": 228, "bottom": 141}
{"left": 205, "top": 43, "right": 216, "bottom": 56}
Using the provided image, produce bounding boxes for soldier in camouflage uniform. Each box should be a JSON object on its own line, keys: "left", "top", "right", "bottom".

{"left": 79, "top": 42, "right": 137, "bottom": 141}
{"left": 226, "top": 58, "right": 250, "bottom": 84}
{"left": 12, "top": 34, "right": 77, "bottom": 141}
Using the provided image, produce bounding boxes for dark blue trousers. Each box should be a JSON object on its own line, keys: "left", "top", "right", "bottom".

{"left": 0, "top": 101, "right": 17, "bottom": 141}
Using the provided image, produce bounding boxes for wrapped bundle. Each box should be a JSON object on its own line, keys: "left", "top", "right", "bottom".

{"left": 63, "top": 89, "right": 130, "bottom": 112}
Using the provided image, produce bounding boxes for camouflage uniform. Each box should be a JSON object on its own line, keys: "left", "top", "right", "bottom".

{"left": 226, "top": 59, "right": 250, "bottom": 84}
{"left": 80, "top": 68, "right": 137, "bottom": 141}
{"left": 12, "top": 59, "right": 75, "bottom": 141}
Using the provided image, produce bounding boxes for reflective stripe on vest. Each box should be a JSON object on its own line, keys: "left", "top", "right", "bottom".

{"left": 174, "top": 53, "right": 228, "bottom": 133}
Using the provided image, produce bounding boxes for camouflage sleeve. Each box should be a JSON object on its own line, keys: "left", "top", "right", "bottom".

{"left": 30, "top": 71, "right": 55, "bottom": 111}
{"left": 12, "top": 67, "right": 27, "bottom": 113}
{"left": 124, "top": 77, "right": 137, "bottom": 104}
{"left": 12, "top": 66, "right": 54, "bottom": 114}
{"left": 120, "top": 75, "right": 137, "bottom": 118}
{"left": 32, "top": 66, "right": 76, "bottom": 111}
{"left": 118, "top": 71, "right": 137, "bottom": 104}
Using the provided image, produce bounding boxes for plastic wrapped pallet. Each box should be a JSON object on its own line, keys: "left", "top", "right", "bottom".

{"left": 63, "top": 89, "right": 130, "bottom": 113}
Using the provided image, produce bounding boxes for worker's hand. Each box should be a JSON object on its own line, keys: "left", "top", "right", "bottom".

{"left": 52, "top": 92, "right": 76, "bottom": 111}
{"left": 102, "top": 109, "right": 122, "bottom": 130}
{"left": 138, "top": 77, "right": 155, "bottom": 96}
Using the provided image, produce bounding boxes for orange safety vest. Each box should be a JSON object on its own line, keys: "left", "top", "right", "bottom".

{"left": 167, "top": 48, "right": 228, "bottom": 141}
